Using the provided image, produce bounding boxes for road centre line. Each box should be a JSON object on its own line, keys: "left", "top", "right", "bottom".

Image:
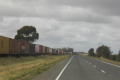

{"left": 55, "top": 56, "right": 73, "bottom": 80}
{"left": 93, "top": 66, "right": 96, "bottom": 67}
{"left": 101, "top": 70, "right": 106, "bottom": 73}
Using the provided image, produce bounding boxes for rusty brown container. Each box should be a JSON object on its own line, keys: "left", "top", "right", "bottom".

{"left": 9, "top": 39, "right": 29, "bottom": 54}
{"left": 19, "top": 41, "right": 29, "bottom": 54}
{"left": 39, "top": 45, "right": 43, "bottom": 54}
{"left": 9, "top": 38, "right": 20, "bottom": 54}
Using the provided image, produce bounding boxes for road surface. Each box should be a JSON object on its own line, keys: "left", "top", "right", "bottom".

{"left": 32, "top": 55, "right": 120, "bottom": 80}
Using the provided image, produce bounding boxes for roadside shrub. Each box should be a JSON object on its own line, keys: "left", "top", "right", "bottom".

{"left": 95, "top": 53, "right": 101, "bottom": 57}
{"left": 109, "top": 55, "right": 117, "bottom": 61}
{"left": 116, "top": 55, "right": 120, "bottom": 61}
{"left": 88, "top": 48, "right": 95, "bottom": 56}
{"left": 96, "top": 45, "right": 111, "bottom": 58}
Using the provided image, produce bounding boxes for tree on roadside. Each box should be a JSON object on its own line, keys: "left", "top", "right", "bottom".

{"left": 14, "top": 26, "right": 39, "bottom": 43}
{"left": 88, "top": 48, "right": 95, "bottom": 56}
{"left": 96, "top": 45, "right": 111, "bottom": 58}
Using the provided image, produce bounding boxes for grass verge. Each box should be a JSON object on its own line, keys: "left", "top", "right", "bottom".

{"left": 0, "top": 55, "right": 71, "bottom": 80}
{"left": 80, "top": 54, "right": 120, "bottom": 65}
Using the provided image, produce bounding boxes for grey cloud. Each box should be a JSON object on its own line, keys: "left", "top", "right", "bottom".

{"left": 0, "top": 17, "right": 3, "bottom": 21}
{"left": 0, "top": 17, "right": 120, "bottom": 53}
{"left": 49, "top": 0, "right": 120, "bottom": 16}
{"left": 0, "top": 0, "right": 120, "bottom": 54}
{"left": 0, "top": 0, "right": 112, "bottom": 23}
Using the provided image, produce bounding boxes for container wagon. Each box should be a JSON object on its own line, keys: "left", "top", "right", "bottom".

{"left": 39, "top": 45, "right": 43, "bottom": 54}
{"left": 49, "top": 48, "right": 52, "bottom": 54}
{"left": 42, "top": 46, "right": 45, "bottom": 54}
{"left": 35, "top": 44, "right": 40, "bottom": 54}
{"left": 46, "top": 47, "right": 49, "bottom": 54}
{"left": 9, "top": 38, "right": 20, "bottom": 54}
{"left": 19, "top": 41, "right": 29, "bottom": 54}
{"left": 56, "top": 48, "right": 60, "bottom": 54}
{"left": 47, "top": 47, "right": 50, "bottom": 54}
{"left": 51, "top": 48, "right": 57, "bottom": 55}
{"left": 0, "top": 35, "right": 9, "bottom": 54}
{"left": 29, "top": 43, "right": 35, "bottom": 54}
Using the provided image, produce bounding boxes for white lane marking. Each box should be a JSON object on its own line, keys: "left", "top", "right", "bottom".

{"left": 88, "top": 57, "right": 120, "bottom": 68}
{"left": 55, "top": 56, "right": 73, "bottom": 80}
{"left": 89, "top": 63, "right": 91, "bottom": 64}
{"left": 101, "top": 70, "right": 106, "bottom": 73}
{"left": 97, "top": 60, "right": 120, "bottom": 68}
{"left": 93, "top": 66, "right": 96, "bottom": 67}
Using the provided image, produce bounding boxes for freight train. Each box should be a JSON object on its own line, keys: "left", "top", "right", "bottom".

{"left": 0, "top": 35, "right": 65, "bottom": 56}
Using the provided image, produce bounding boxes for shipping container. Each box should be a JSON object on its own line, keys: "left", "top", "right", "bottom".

{"left": 39, "top": 45, "right": 43, "bottom": 54}
{"left": 47, "top": 47, "right": 50, "bottom": 54}
{"left": 51, "top": 48, "right": 57, "bottom": 54}
{"left": 49, "top": 48, "right": 52, "bottom": 54}
{"left": 9, "top": 38, "right": 20, "bottom": 54}
{"left": 29, "top": 43, "right": 35, "bottom": 54}
{"left": 42, "top": 46, "right": 45, "bottom": 54}
{"left": 46, "top": 47, "right": 49, "bottom": 54}
{"left": 0, "top": 36, "right": 9, "bottom": 54}
{"left": 56, "top": 48, "right": 60, "bottom": 54}
{"left": 51, "top": 48, "right": 54, "bottom": 54}
{"left": 45, "top": 46, "right": 47, "bottom": 54}
{"left": 59, "top": 49, "right": 64, "bottom": 54}
{"left": 45, "top": 46, "right": 49, "bottom": 54}
{"left": 19, "top": 41, "right": 29, "bottom": 54}
{"left": 35, "top": 44, "right": 40, "bottom": 54}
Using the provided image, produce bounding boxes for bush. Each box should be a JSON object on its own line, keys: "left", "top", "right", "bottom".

{"left": 96, "top": 45, "right": 111, "bottom": 58}
{"left": 109, "top": 55, "right": 117, "bottom": 61}
{"left": 88, "top": 48, "right": 95, "bottom": 56}
{"left": 95, "top": 53, "right": 101, "bottom": 57}
{"left": 116, "top": 55, "right": 120, "bottom": 61}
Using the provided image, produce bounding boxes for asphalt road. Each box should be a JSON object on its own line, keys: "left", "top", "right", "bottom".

{"left": 32, "top": 55, "right": 120, "bottom": 80}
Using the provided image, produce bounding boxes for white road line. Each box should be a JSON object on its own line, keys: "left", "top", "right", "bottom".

{"left": 55, "top": 56, "right": 73, "bottom": 80}
{"left": 93, "top": 66, "right": 96, "bottom": 67}
{"left": 89, "top": 63, "right": 91, "bottom": 64}
{"left": 89, "top": 57, "right": 120, "bottom": 68}
{"left": 97, "top": 60, "right": 120, "bottom": 68}
{"left": 101, "top": 70, "right": 106, "bottom": 73}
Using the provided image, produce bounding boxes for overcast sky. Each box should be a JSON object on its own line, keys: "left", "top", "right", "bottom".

{"left": 0, "top": 0, "right": 120, "bottom": 54}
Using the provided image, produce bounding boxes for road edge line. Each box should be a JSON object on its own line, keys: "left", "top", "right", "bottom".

{"left": 55, "top": 56, "right": 73, "bottom": 80}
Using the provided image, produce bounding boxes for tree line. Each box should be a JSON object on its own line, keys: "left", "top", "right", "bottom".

{"left": 88, "top": 45, "right": 120, "bottom": 61}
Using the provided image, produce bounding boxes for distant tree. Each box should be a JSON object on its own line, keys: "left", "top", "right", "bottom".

{"left": 14, "top": 26, "right": 39, "bottom": 43}
{"left": 88, "top": 48, "right": 95, "bottom": 56}
{"left": 96, "top": 45, "right": 111, "bottom": 58}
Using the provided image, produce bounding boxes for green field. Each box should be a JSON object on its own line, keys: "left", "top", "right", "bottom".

{"left": 0, "top": 55, "right": 70, "bottom": 80}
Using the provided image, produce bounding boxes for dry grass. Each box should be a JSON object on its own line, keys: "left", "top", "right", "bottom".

{"left": 0, "top": 55, "right": 70, "bottom": 80}
{"left": 80, "top": 53, "right": 88, "bottom": 56}
{"left": 82, "top": 54, "right": 120, "bottom": 65}
{"left": 90, "top": 56, "right": 120, "bottom": 65}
